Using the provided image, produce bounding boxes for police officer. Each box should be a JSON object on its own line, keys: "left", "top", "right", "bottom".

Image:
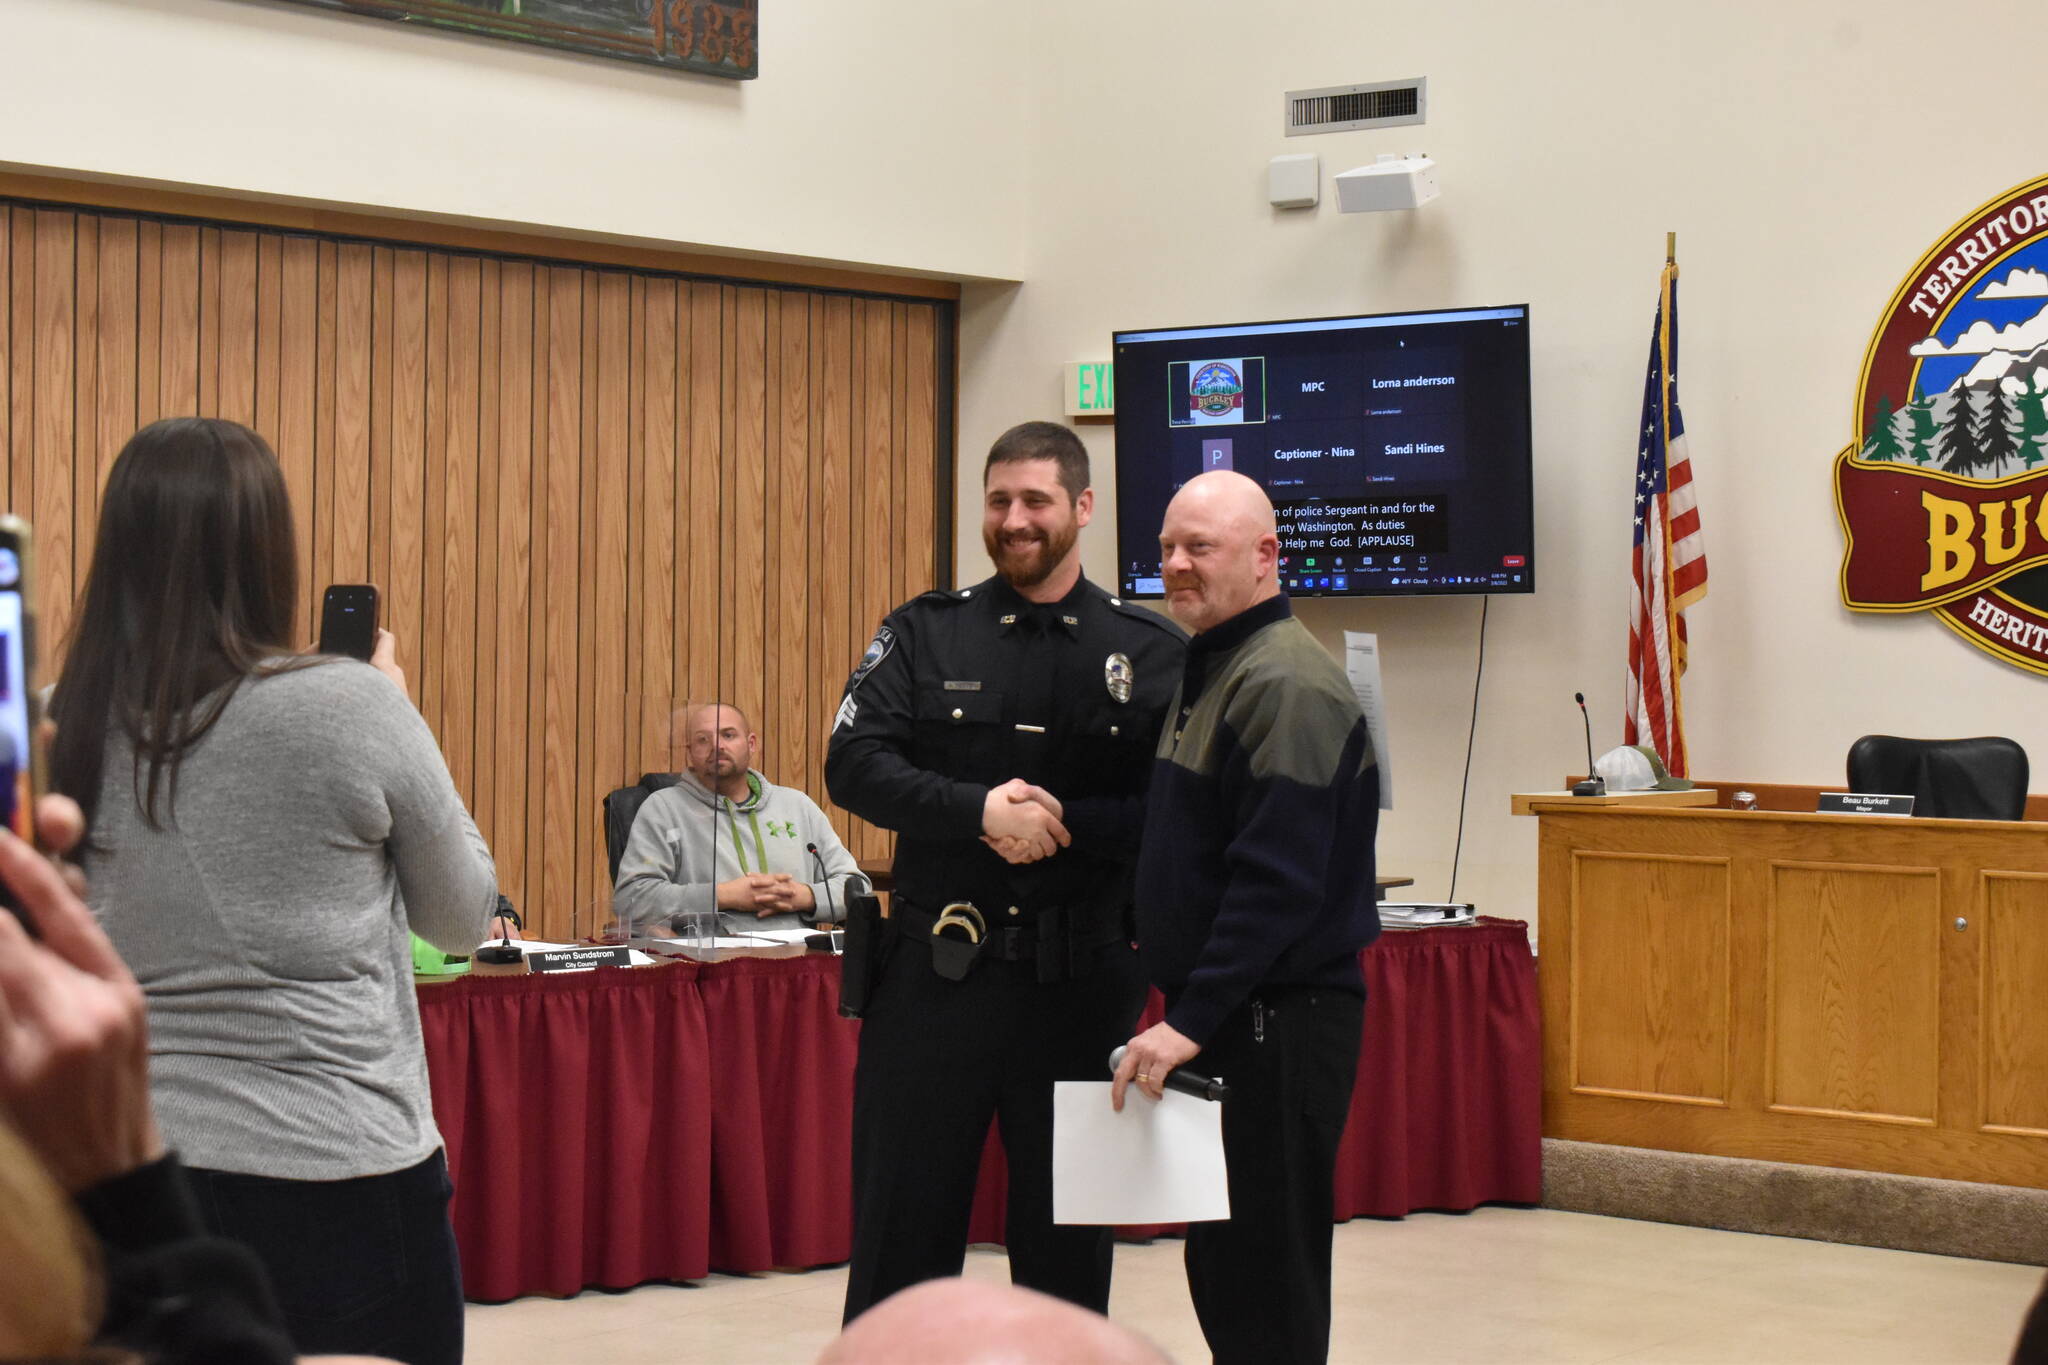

{"left": 826, "top": 421, "right": 1185, "bottom": 1322}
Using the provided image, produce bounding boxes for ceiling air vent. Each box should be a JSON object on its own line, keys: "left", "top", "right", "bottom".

{"left": 1285, "top": 78, "right": 1426, "bottom": 136}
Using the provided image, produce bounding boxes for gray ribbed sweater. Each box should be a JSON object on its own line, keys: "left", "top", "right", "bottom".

{"left": 84, "top": 661, "right": 497, "bottom": 1181}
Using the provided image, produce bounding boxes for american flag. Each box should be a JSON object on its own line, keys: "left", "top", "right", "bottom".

{"left": 1625, "top": 261, "right": 1707, "bottom": 775}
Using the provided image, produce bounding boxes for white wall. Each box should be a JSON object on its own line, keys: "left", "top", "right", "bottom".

{"left": 957, "top": 0, "right": 2048, "bottom": 925}
{"left": 0, "top": 0, "right": 1028, "bottom": 282}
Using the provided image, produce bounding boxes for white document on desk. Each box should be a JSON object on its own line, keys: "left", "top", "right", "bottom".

{"left": 1344, "top": 630, "right": 1394, "bottom": 810}
{"left": 1051, "top": 1083, "right": 1230, "bottom": 1225}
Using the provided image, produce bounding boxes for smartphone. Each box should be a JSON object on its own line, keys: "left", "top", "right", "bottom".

{"left": 318, "top": 584, "right": 380, "bottom": 662}
{"left": 0, "top": 518, "right": 40, "bottom": 931}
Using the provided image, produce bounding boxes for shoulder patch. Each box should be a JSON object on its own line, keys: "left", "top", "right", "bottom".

{"left": 846, "top": 626, "right": 895, "bottom": 692}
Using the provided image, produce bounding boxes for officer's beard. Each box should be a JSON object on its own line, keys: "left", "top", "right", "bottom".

{"left": 986, "top": 519, "right": 1079, "bottom": 590}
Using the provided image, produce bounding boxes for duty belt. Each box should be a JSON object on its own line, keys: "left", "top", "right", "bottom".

{"left": 894, "top": 898, "right": 1128, "bottom": 984}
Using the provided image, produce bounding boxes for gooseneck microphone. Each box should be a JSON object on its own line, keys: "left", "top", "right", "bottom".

{"left": 807, "top": 842, "right": 840, "bottom": 925}
{"left": 1107, "top": 1046, "right": 1231, "bottom": 1102}
{"left": 1571, "top": 692, "right": 1606, "bottom": 797}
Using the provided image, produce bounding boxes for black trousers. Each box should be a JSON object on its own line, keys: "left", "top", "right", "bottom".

{"left": 184, "top": 1150, "right": 463, "bottom": 1365}
{"left": 1185, "top": 986, "right": 1365, "bottom": 1365}
{"left": 842, "top": 933, "right": 1147, "bottom": 1323}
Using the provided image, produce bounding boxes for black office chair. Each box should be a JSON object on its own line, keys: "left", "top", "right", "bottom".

{"left": 602, "top": 772, "right": 682, "bottom": 881}
{"left": 1846, "top": 735, "right": 2030, "bottom": 821}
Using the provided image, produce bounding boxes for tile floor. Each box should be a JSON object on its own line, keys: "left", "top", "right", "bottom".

{"left": 463, "top": 1208, "right": 2043, "bottom": 1363}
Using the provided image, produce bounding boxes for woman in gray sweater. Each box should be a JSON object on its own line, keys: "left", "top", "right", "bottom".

{"left": 49, "top": 417, "right": 498, "bottom": 1365}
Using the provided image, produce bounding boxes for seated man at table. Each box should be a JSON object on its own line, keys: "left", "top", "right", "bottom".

{"left": 614, "top": 702, "right": 860, "bottom": 936}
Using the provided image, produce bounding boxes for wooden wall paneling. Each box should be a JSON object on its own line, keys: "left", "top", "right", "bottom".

{"left": 585, "top": 270, "right": 631, "bottom": 920}
{"left": 309, "top": 242, "right": 339, "bottom": 641}
{"left": 365, "top": 248, "right": 395, "bottom": 672}
{"left": 857, "top": 299, "right": 895, "bottom": 861}
{"left": 216, "top": 231, "right": 259, "bottom": 426}
{"left": 252, "top": 234, "right": 280, "bottom": 447}
{"left": 0, "top": 212, "right": 13, "bottom": 511}
{"left": 904, "top": 305, "right": 937, "bottom": 602}
{"left": 133, "top": 221, "right": 163, "bottom": 432}
{"left": 492, "top": 261, "right": 535, "bottom": 921}
{"left": 0, "top": 211, "right": 12, "bottom": 512}
{"left": 889, "top": 303, "right": 910, "bottom": 612}
{"left": 729, "top": 286, "right": 767, "bottom": 733}
{"left": 90, "top": 216, "right": 140, "bottom": 577}
{"left": 158, "top": 224, "right": 199, "bottom": 416}
{"left": 772, "top": 290, "right": 810, "bottom": 800}
{"left": 419, "top": 255, "right": 450, "bottom": 733}
{"left": 440, "top": 256, "right": 483, "bottom": 812}
{"left": 522, "top": 270, "right": 550, "bottom": 932}
{"left": 331, "top": 244, "right": 373, "bottom": 585}
{"left": 471, "top": 258, "right": 502, "bottom": 851}
{"left": 196, "top": 227, "right": 220, "bottom": 417}
{"left": 31, "top": 210, "right": 75, "bottom": 656}
{"left": 621, "top": 275, "right": 646, "bottom": 779}
{"left": 0, "top": 195, "right": 952, "bottom": 940}
{"left": 9, "top": 210, "right": 35, "bottom": 536}
{"left": 635, "top": 277, "right": 678, "bottom": 782}
{"left": 541, "top": 266, "right": 582, "bottom": 932}
{"left": 815, "top": 294, "right": 855, "bottom": 850}
{"left": 68, "top": 215, "right": 99, "bottom": 649}
{"left": 387, "top": 250, "right": 428, "bottom": 701}
{"left": 682, "top": 283, "right": 722, "bottom": 719}
{"left": 274, "top": 236, "right": 317, "bottom": 643}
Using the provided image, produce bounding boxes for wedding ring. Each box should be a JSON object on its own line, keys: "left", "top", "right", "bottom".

{"left": 1137, "top": 1073, "right": 1151, "bottom": 1083}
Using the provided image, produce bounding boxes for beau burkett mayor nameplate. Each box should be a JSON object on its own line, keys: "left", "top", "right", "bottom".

{"left": 1817, "top": 792, "right": 1917, "bottom": 816}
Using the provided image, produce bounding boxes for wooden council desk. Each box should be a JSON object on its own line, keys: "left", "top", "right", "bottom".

{"left": 1522, "top": 798, "right": 2048, "bottom": 1189}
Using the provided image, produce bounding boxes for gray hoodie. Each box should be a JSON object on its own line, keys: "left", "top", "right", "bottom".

{"left": 612, "top": 768, "right": 860, "bottom": 935}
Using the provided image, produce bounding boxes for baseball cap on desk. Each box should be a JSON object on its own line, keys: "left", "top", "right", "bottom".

{"left": 1594, "top": 744, "right": 1694, "bottom": 792}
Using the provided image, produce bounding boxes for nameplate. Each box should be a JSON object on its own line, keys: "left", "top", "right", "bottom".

{"left": 527, "top": 945, "right": 635, "bottom": 973}
{"left": 1818, "top": 792, "right": 1916, "bottom": 816}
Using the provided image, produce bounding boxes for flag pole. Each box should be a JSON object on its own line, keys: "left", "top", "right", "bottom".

{"left": 1666, "top": 231, "right": 1676, "bottom": 265}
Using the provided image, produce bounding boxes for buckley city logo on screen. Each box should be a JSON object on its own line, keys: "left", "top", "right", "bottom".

{"left": 1835, "top": 172, "right": 2048, "bottom": 676}
{"left": 1169, "top": 357, "right": 1268, "bottom": 427}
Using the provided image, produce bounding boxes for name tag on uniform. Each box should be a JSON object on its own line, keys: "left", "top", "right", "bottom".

{"left": 944, "top": 680, "right": 982, "bottom": 691}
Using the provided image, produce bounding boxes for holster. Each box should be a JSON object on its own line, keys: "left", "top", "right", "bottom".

{"left": 836, "top": 887, "right": 889, "bottom": 1019}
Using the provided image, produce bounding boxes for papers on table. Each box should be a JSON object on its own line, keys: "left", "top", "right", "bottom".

{"left": 1344, "top": 631, "right": 1394, "bottom": 810}
{"left": 1378, "top": 901, "right": 1477, "bottom": 929}
{"left": 1051, "top": 1082, "right": 1230, "bottom": 1226}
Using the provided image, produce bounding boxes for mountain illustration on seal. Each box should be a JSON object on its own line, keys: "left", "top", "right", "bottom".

{"left": 1860, "top": 265, "right": 2048, "bottom": 477}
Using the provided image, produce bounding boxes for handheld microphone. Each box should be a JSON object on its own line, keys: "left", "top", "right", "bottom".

{"left": 1107, "top": 1045, "right": 1230, "bottom": 1102}
{"left": 1571, "top": 693, "right": 1606, "bottom": 797}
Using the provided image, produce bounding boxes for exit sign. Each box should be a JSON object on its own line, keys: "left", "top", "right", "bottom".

{"left": 1063, "top": 361, "right": 1115, "bottom": 417}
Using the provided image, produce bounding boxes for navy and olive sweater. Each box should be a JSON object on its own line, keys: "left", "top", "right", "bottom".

{"left": 1134, "top": 594, "right": 1381, "bottom": 1047}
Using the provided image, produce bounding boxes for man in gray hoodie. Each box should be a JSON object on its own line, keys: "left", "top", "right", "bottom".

{"left": 614, "top": 702, "right": 861, "bottom": 935}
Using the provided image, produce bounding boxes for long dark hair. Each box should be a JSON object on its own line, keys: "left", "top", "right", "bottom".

{"left": 50, "top": 417, "right": 310, "bottom": 836}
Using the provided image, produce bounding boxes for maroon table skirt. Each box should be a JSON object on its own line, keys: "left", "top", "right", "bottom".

{"left": 419, "top": 919, "right": 1540, "bottom": 1301}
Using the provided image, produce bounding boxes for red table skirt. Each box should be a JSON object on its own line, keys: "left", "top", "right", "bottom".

{"left": 419, "top": 919, "right": 1540, "bottom": 1301}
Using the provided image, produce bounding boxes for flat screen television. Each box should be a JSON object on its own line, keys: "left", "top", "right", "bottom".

{"left": 1111, "top": 304, "right": 1534, "bottom": 599}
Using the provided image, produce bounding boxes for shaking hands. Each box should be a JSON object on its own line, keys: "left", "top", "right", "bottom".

{"left": 980, "top": 779, "right": 1068, "bottom": 864}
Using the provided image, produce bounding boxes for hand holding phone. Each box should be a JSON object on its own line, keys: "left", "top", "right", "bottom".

{"left": 317, "top": 584, "right": 380, "bottom": 662}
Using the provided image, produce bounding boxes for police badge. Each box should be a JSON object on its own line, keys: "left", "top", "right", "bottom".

{"left": 1104, "top": 652, "right": 1133, "bottom": 704}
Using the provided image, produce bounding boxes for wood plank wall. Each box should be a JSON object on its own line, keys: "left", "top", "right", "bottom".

{"left": 0, "top": 200, "right": 951, "bottom": 941}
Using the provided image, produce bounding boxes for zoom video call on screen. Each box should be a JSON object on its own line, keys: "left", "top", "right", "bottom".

{"left": 1113, "top": 305, "right": 1534, "bottom": 599}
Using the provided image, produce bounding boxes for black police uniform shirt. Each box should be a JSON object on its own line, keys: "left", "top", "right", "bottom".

{"left": 824, "top": 573, "right": 1186, "bottom": 922}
